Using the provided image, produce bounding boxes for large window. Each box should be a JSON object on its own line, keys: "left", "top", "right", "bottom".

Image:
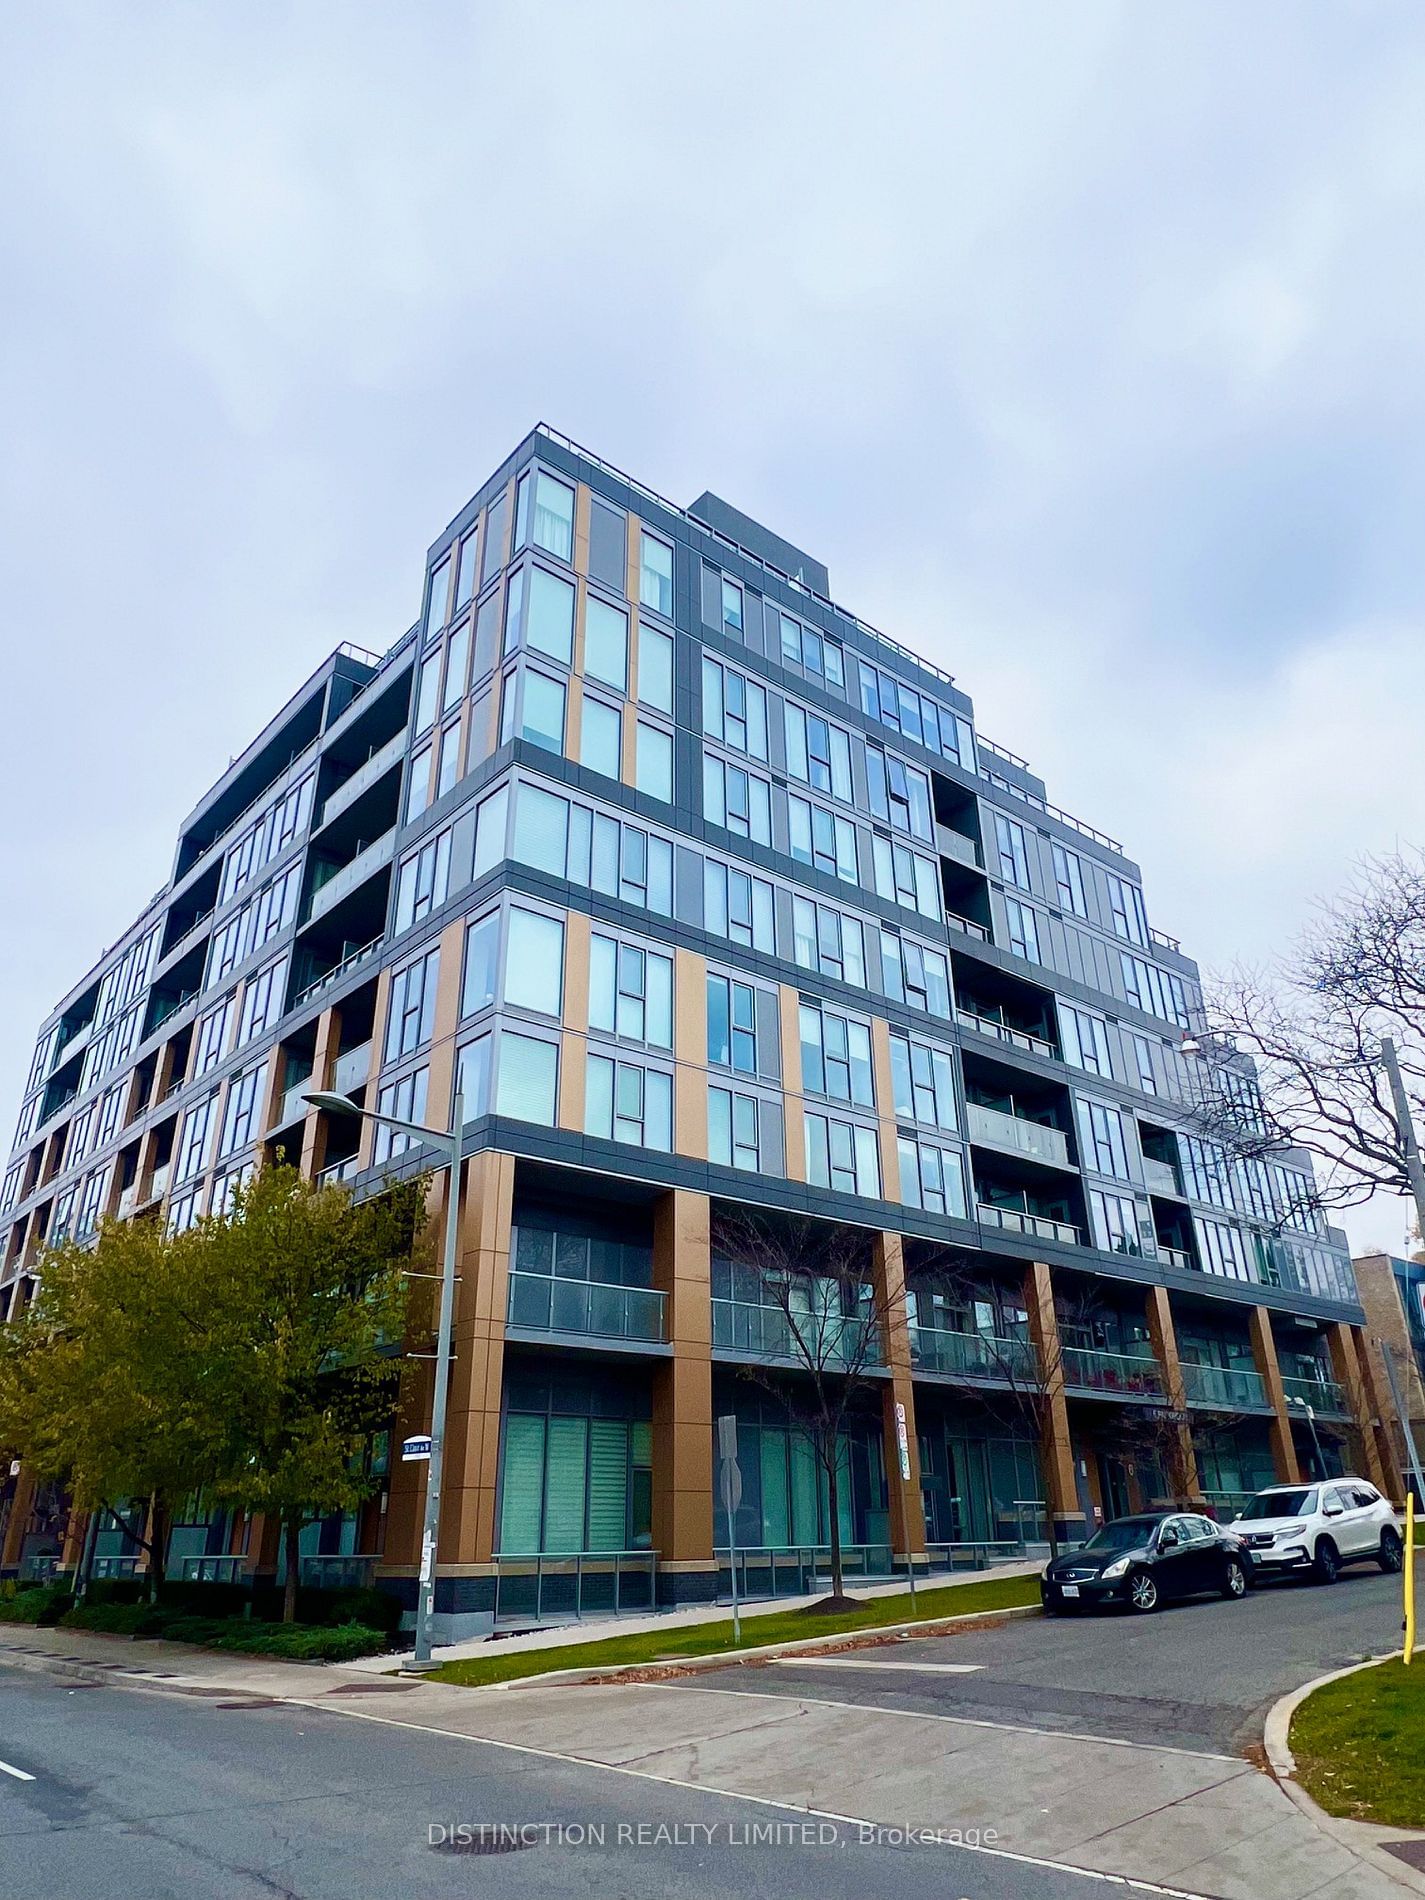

{"left": 517, "top": 469, "right": 575, "bottom": 563}
{"left": 579, "top": 695, "right": 622, "bottom": 781}
{"left": 704, "top": 754, "right": 772, "bottom": 845}
{"left": 704, "top": 657, "right": 768, "bottom": 759}
{"left": 218, "top": 1063, "right": 264, "bottom": 1159}
{"left": 1052, "top": 843, "right": 1087, "bottom": 917}
{"left": 461, "top": 910, "right": 500, "bottom": 1017}
{"left": 785, "top": 703, "right": 852, "bottom": 800}
{"left": 194, "top": 996, "right": 235, "bottom": 1076}
{"left": 993, "top": 812, "right": 1031, "bottom": 889}
{"left": 496, "top": 1032, "right": 558, "bottom": 1125}
{"left": 1059, "top": 1003, "right": 1111, "bottom": 1078}
{"left": 792, "top": 896, "right": 867, "bottom": 990}
{"left": 1105, "top": 872, "right": 1149, "bottom": 947}
{"left": 1092, "top": 1189, "right": 1145, "bottom": 1256}
{"left": 1196, "top": 1215, "right": 1252, "bottom": 1282}
{"left": 591, "top": 935, "right": 673, "bottom": 1048}
{"left": 413, "top": 650, "right": 441, "bottom": 735}
{"left": 1079, "top": 1099, "right": 1131, "bottom": 1179}
{"left": 635, "top": 720, "right": 673, "bottom": 802}
{"left": 175, "top": 1091, "right": 218, "bottom": 1185}
{"left": 584, "top": 597, "right": 628, "bottom": 693}
{"left": 638, "top": 622, "right": 674, "bottom": 714}
{"left": 1120, "top": 951, "right": 1192, "bottom": 1029}
{"left": 898, "top": 1137, "right": 967, "bottom": 1217}
{"left": 506, "top": 907, "right": 565, "bottom": 1017}
{"left": 858, "top": 660, "right": 975, "bottom": 772}
{"left": 805, "top": 1113, "right": 880, "bottom": 1198}
{"left": 375, "top": 1067, "right": 429, "bottom": 1161}
{"left": 709, "top": 1087, "right": 783, "bottom": 1173}
{"left": 779, "top": 612, "right": 844, "bottom": 688}
{"left": 881, "top": 934, "right": 952, "bottom": 1018}
{"left": 385, "top": 948, "right": 440, "bottom": 1061}
{"left": 639, "top": 531, "right": 674, "bottom": 619}
{"left": 889, "top": 1032, "right": 957, "bottom": 1131}
{"left": 866, "top": 746, "right": 932, "bottom": 840}
{"left": 872, "top": 834, "right": 940, "bottom": 920}
{"left": 455, "top": 527, "right": 479, "bottom": 610}
{"left": 442, "top": 621, "right": 471, "bottom": 713}
{"left": 789, "top": 794, "right": 857, "bottom": 882}
{"left": 394, "top": 828, "right": 451, "bottom": 934}
{"left": 502, "top": 665, "right": 566, "bottom": 754}
{"left": 512, "top": 782, "right": 673, "bottom": 918}
{"left": 1003, "top": 895, "right": 1041, "bottom": 963}
{"left": 705, "top": 858, "right": 775, "bottom": 952}
{"left": 525, "top": 567, "right": 576, "bottom": 666}
{"left": 423, "top": 558, "right": 451, "bottom": 640}
{"left": 799, "top": 1002, "right": 874, "bottom": 1108}
{"left": 588, "top": 498, "right": 627, "bottom": 592}
{"left": 585, "top": 1056, "right": 672, "bottom": 1151}
{"left": 707, "top": 972, "right": 777, "bottom": 1077}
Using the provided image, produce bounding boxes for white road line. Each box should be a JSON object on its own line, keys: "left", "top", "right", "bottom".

{"left": 773, "top": 1658, "right": 985, "bottom": 1674}
{"left": 0, "top": 1759, "right": 35, "bottom": 1782}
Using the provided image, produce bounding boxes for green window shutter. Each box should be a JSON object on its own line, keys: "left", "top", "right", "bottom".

{"left": 498, "top": 1415, "right": 546, "bottom": 1553}
{"left": 587, "top": 1421, "right": 630, "bottom": 1551}
{"left": 759, "top": 1428, "right": 790, "bottom": 1546}
{"left": 542, "top": 1418, "right": 588, "bottom": 1552}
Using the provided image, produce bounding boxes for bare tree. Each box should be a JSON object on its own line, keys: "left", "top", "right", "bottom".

{"left": 714, "top": 1209, "right": 899, "bottom": 1607}
{"left": 1202, "top": 850, "right": 1425, "bottom": 1212}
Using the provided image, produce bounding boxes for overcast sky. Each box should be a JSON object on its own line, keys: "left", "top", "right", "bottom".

{"left": 3, "top": 2, "right": 1424, "bottom": 1252}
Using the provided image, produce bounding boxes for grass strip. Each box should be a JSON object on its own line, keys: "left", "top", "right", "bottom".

{"left": 432, "top": 1572, "right": 1040, "bottom": 1688}
{"left": 1290, "top": 1658, "right": 1425, "bottom": 1829}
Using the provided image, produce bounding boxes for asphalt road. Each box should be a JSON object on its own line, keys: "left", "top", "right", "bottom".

{"left": 707, "top": 1563, "right": 1405, "bottom": 1754}
{"left": 0, "top": 1660, "right": 1167, "bottom": 1900}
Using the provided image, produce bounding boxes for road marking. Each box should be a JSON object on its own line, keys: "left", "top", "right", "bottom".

{"left": 773, "top": 1658, "right": 985, "bottom": 1674}
{"left": 0, "top": 1759, "right": 35, "bottom": 1782}
{"left": 296, "top": 1698, "right": 1224, "bottom": 1899}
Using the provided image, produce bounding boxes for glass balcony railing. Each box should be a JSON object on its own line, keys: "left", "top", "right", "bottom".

{"left": 966, "top": 1102, "right": 1070, "bottom": 1168}
{"left": 711, "top": 1298, "right": 882, "bottom": 1366}
{"left": 909, "top": 1325, "right": 1036, "bottom": 1383}
{"left": 1061, "top": 1347, "right": 1164, "bottom": 1399}
{"left": 1141, "top": 1157, "right": 1180, "bottom": 1196}
{"left": 1181, "top": 1362, "right": 1269, "bottom": 1410}
{"left": 507, "top": 1271, "right": 666, "bottom": 1344}
{"left": 270, "top": 1076, "right": 315, "bottom": 1131}
{"left": 1281, "top": 1374, "right": 1349, "bottom": 1417}
{"left": 956, "top": 1009, "right": 1056, "bottom": 1061}
{"left": 935, "top": 824, "right": 981, "bottom": 869}
{"left": 316, "top": 1155, "right": 360, "bottom": 1188}
{"left": 1159, "top": 1244, "right": 1194, "bottom": 1274}
{"left": 976, "top": 1201, "right": 1083, "bottom": 1247}
{"left": 945, "top": 910, "right": 991, "bottom": 942}
{"left": 332, "top": 1041, "right": 372, "bottom": 1095}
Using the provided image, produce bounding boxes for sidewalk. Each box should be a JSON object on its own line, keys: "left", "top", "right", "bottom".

{"left": 2, "top": 1619, "right": 1418, "bottom": 1898}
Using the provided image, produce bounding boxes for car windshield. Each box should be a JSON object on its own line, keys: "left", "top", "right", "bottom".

{"left": 1080, "top": 1517, "right": 1161, "bottom": 1553}
{"left": 1237, "top": 1488, "right": 1317, "bottom": 1520}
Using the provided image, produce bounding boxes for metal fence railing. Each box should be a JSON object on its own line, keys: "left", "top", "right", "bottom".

{"left": 180, "top": 1553, "right": 251, "bottom": 1585}
{"left": 298, "top": 1554, "right": 380, "bottom": 1591}
{"left": 491, "top": 1551, "right": 658, "bottom": 1624}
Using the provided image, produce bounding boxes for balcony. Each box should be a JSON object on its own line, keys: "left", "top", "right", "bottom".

{"left": 712, "top": 1298, "right": 882, "bottom": 1367}
{"left": 1142, "top": 1157, "right": 1180, "bottom": 1196}
{"left": 308, "top": 829, "right": 396, "bottom": 924}
{"left": 1181, "top": 1362, "right": 1269, "bottom": 1410}
{"left": 294, "top": 936, "right": 383, "bottom": 1009}
{"left": 1062, "top": 1347, "right": 1164, "bottom": 1400}
{"left": 1159, "top": 1244, "right": 1194, "bottom": 1274}
{"left": 270, "top": 1076, "right": 314, "bottom": 1132}
{"left": 117, "top": 1184, "right": 138, "bottom": 1219}
{"left": 909, "top": 1325, "right": 1036, "bottom": 1383}
{"left": 966, "top": 1102, "right": 1070, "bottom": 1168}
{"left": 320, "top": 733, "right": 406, "bottom": 829}
{"left": 507, "top": 1271, "right": 666, "bottom": 1344}
{"left": 316, "top": 1155, "right": 361, "bottom": 1188}
{"left": 332, "top": 1041, "right": 372, "bottom": 1096}
{"left": 936, "top": 824, "right": 981, "bottom": 870}
{"left": 976, "top": 1202, "right": 1083, "bottom": 1248}
{"left": 945, "top": 911, "right": 991, "bottom": 942}
{"left": 1281, "top": 1374, "right": 1349, "bottom": 1418}
{"left": 149, "top": 1164, "right": 171, "bottom": 1203}
{"left": 957, "top": 1009, "right": 1055, "bottom": 1061}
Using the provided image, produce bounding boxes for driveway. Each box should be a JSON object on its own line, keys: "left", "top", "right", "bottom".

{"left": 704, "top": 1564, "right": 1402, "bottom": 1754}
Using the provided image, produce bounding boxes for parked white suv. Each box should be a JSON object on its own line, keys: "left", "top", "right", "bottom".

{"left": 1229, "top": 1478, "right": 1402, "bottom": 1584}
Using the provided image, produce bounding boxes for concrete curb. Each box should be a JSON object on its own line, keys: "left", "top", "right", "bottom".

{"left": 1262, "top": 1652, "right": 1425, "bottom": 1897}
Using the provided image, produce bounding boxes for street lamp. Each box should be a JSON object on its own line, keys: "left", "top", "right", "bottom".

{"left": 1286, "top": 1395, "right": 1327, "bottom": 1479}
{"left": 305, "top": 1087, "right": 463, "bottom": 1668}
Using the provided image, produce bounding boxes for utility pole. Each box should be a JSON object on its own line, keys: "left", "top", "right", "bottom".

{"left": 1381, "top": 1037, "right": 1425, "bottom": 1244}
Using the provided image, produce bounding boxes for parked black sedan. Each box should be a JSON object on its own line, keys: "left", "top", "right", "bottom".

{"left": 1041, "top": 1511, "right": 1252, "bottom": 1614}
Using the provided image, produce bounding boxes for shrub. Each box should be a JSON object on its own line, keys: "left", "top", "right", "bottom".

{"left": 0, "top": 1583, "right": 73, "bottom": 1625}
{"left": 158, "top": 1615, "right": 387, "bottom": 1661}
{"left": 62, "top": 1601, "right": 164, "bottom": 1636}
{"left": 82, "top": 1577, "right": 146, "bottom": 1608}
{"left": 249, "top": 1582, "right": 403, "bottom": 1632}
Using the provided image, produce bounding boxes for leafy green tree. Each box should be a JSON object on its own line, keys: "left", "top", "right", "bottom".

{"left": 0, "top": 1216, "right": 222, "bottom": 1599}
{"left": 199, "top": 1164, "right": 428, "bottom": 1621}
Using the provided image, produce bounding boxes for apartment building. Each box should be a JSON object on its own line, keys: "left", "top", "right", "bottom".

{"left": 0, "top": 426, "right": 1402, "bottom": 1623}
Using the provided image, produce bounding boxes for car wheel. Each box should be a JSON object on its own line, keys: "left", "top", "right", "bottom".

{"left": 1127, "top": 1569, "right": 1159, "bottom": 1613}
{"left": 1221, "top": 1558, "right": 1248, "bottom": 1600}
{"left": 1312, "top": 1538, "right": 1340, "bottom": 1585}
{"left": 1378, "top": 1528, "right": 1404, "bottom": 1574}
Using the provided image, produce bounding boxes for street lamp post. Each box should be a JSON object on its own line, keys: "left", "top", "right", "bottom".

{"left": 1287, "top": 1396, "right": 1326, "bottom": 1478}
{"left": 306, "top": 1088, "right": 463, "bottom": 1669}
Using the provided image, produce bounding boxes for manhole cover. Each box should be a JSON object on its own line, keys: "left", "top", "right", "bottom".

{"left": 431, "top": 1834, "right": 538, "bottom": 1857}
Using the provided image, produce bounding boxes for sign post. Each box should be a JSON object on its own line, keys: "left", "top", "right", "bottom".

{"left": 894, "top": 1401, "right": 916, "bottom": 1612}
{"left": 718, "top": 1414, "right": 742, "bottom": 1645}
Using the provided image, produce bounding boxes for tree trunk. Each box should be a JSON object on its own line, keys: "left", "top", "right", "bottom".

{"left": 282, "top": 1517, "right": 302, "bottom": 1624}
{"left": 824, "top": 1430, "right": 845, "bottom": 1601}
{"left": 146, "top": 1495, "right": 168, "bottom": 1603}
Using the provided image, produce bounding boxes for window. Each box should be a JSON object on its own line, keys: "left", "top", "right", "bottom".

{"left": 210, "top": 1161, "right": 253, "bottom": 1217}
{"left": 250, "top": 866, "right": 296, "bottom": 951}
{"left": 461, "top": 910, "right": 500, "bottom": 1017}
{"left": 890, "top": 1032, "right": 957, "bottom": 1130}
{"left": 394, "top": 829, "right": 451, "bottom": 934}
{"left": 994, "top": 813, "right": 1031, "bottom": 888}
{"left": 703, "top": 657, "right": 768, "bottom": 759}
{"left": 638, "top": 623, "right": 674, "bottom": 714}
{"left": 375, "top": 1067, "right": 430, "bottom": 1162}
{"left": 882, "top": 934, "right": 952, "bottom": 1018}
{"left": 238, "top": 959, "right": 285, "bottom": 1046}
{"left": 588, "top": 497, "right": 626, "bottom": 592}
{"left": 454, "top": 528, "right": 479, "bottom": 610}
{"left": 791, "top": 897, "right": 867, "bottom": 989}
{"left": 194, "top": 996, "right": 235, "bottom": 1075}
{"left": 1180, "top": 1134, "right": 1234, "bottom": 1209}
{"left": 472, "top": 589, "right": 501, "bottom": 680}
{"left": 530, "top": 471, "right": 575, "bottom": 562}
{"left": 1003, "top": 896, "right": 1040, "bottom": 963}
{"left": 480, "top": 489, "right": 508, "bottom": 587}
{"left": 1060, "top": 1004, "right": 1111, "bottom": 1078}
{"left": 454, "top": 1032, "right": 492, "bottom": 1118}
{"left": 423, "top": 558, "right": 451, "bottom": 640}
{"left": 436, "top": 716, "right": 462, "bottom": 799}
{"left": 94, "top": 1082, "right": 125, "bottom": 1149}
{"left": 167, "top": 1184, "right": 202, "bottom": 1235}
{"left": 497, "top": 1032, "right": 558, "bottom": 1125}
{"left": 516, "top": 668, "right": 567, "bottom": 753}
{"left": 639, "top": 530, "right": 674, "bottom": 618}
{"left": 68, "top": 1099, "right": 97, "bottom": 1167}
{"left": 506, "top": 907, "right": 564, "bottom": 1017}
{"left": 804, "top": 1113, "right": 880, "bottom": 1197}
{"left": 472, "top": 784, "right": 508, "bottom": 882}
{"left": 501, "top": 568, "right": 526, "bottom": 658}
{"left": 789, "top": 794, "right": 857, "bottom": 882}
{"left": 858, "top": 661, "right": 976, "bottom": 770}
{"left": 707, "top": 974, "right": 757, "bottom": 1074}
{"left": 580, "top": 696, "right": 621, "bottom": 780}
{"left": 1091, "top": 1190, "right": 1144, "bottom": 1256}
{"left": 175, "top": 1092, "right": 218, "bottom": 1185}
{"left": 709, "top": 1087, "right": 782, "bottom": 1173}
{"left": 413, "top": 651, "right": 441, "bottom": 734}
{"left": 635, "top": 721, "right": 673, "bottom": 802}
{"left": 1080, "top": 1099, "right": 1131, "bottom": 1179}
{"left": 704, "top": 754, "right": 772, "bottom": 844}
{"left": 1120, "top": 951, "right": 1192, "bottom": 1028}
{"left": 442, "top": 621, "right": 470, "bottom": 714}
{"left": 511, "top": 781, "right": 673, "bottom": 918}
{"left": 385, "top": 948, "right": 440, "bottom": 1061}
{"left": 1105, "top": 872, "right": 1149, "bottom": 947}
{"left": 800, "top": 1002, "right": 874, "bottom": 1108}
{"left": 898, "top": 1137, "right": 967, "bottom": 1216}
{"left": 584, "top": 597, "right": 628, "bottom": 692}
{"left": 1126, "top": 1030, "right": 1157, "bottom": 1094}
{"left": 586, "top": 1056, "right": 672, "bottom": 1151}
{"left": 705, "top": 858, "right": 775, "bottom": 952}
{"left": 405, "top": 745, "right": 433, "bottom": 822}
{"left": 1052, "top": 843, "right": 1087, "bottom": 916}
{"left": 721, "top": 577, "right": 743, "bottom": 636}
{"left": 872, "top": 835, "right": 940, "bottom": 919}
{"left": 218, "top": 1063, "right": 264, "bottom": 1159}
{"left": 1196, "top": 1215, "right": 1252, "bottom": 1282}
{"left": 526, "top": 567, "right": 575, "bottom": 666}
{"left": 786, "top": 704, "right": 853, "bottom": 801}
{"left": 780, "top": 613, "right": 844, "bottom": 687}
{"left": 591, "top": 936, "right": 673, "bottom": 1047}
{"left": 866, "top": 745, "right": 932, "bottom": 840}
